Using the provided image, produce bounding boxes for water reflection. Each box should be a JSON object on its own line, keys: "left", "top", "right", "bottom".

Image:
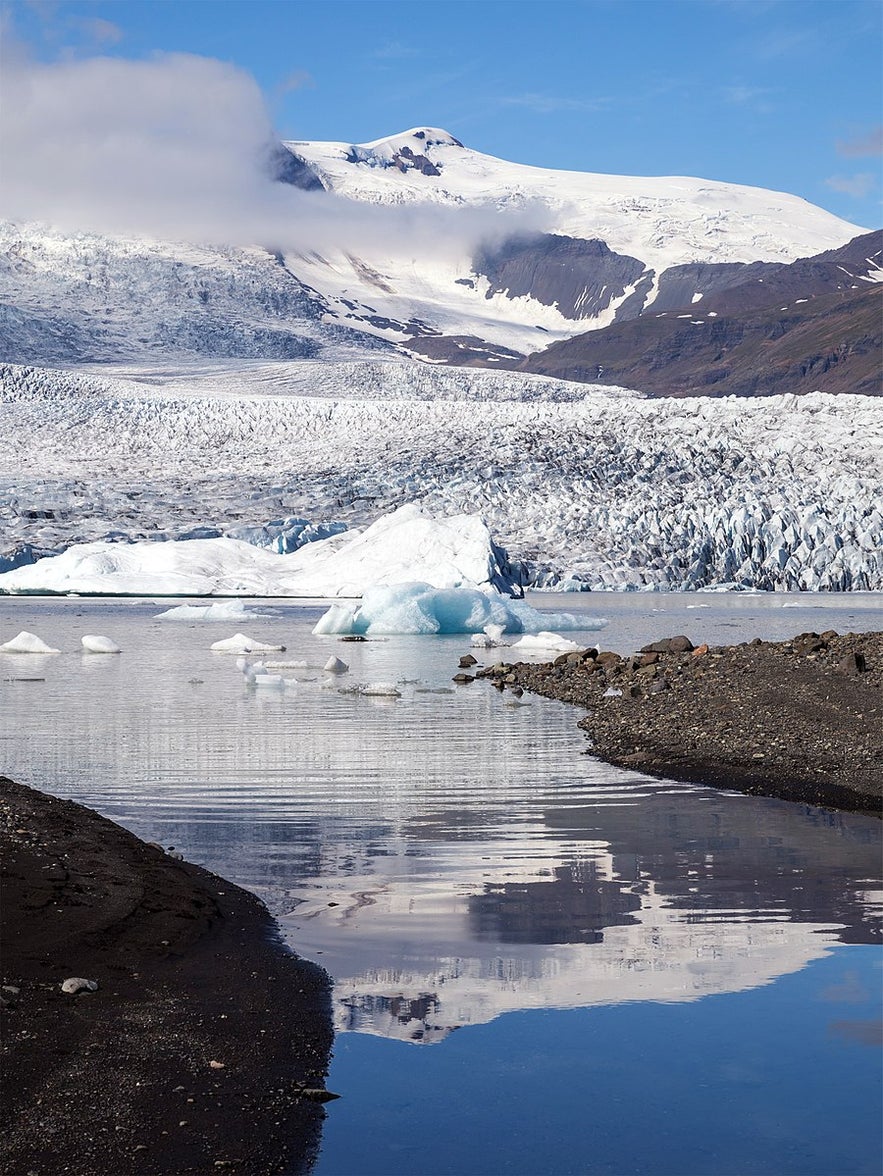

{"left": 0, "top": 597, "right": 879, "bottom": 1048}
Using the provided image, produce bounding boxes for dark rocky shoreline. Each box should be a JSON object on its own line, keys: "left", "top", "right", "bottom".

{"left": 473, "top": 630, "right": 883, "bottom": 815}
{"left": 0, "top": 777, "right": 334, "bottom": 1176}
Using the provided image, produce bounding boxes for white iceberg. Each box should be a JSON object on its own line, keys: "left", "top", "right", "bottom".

{"left": 323, "top": 656, "right": 349, "bottom": 674}
{"left": 155, "top": 601, "right": 274, "bottom": 621}
{"left": 0, "top": 631, "right": 61, "bottom": 654}
{"left": 210, "top": 633, "right": 286, "bottom": 654}
{"left": 313, "top": 583, "right": 605, "bottom": 637}
{"left": 81, "top": 634, "right": 121, "bottom": 654}
{"left": 510, "top": 632, "right": 583, "bottom": 653}
{"left": 470, "top": 623, "right": 508, "bottom": 648}
{"left": 0, "top": 505, "right": 520, "bottom": 597}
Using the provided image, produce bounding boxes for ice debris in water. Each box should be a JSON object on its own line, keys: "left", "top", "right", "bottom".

{"left": 81, "top": 634, "right": 121, "bottom": 654}
{"left": 510, "top": 632, "right": 584, "bottom": 652}
{"left": 470, "top": 623, "right": 507, "bottom": 648}
{"left": 313, "top": 583, "right": 604, "bottom": 637}
{"left": 359, "top": 682, "right": 401, "bottom": 697}
{"left": 210, "top": 633, "right": 286, "bottom": 653}
{"left": 324, "top": 656, "right": 349, "bottom": 674}
{"left": 155, "top": 601, "right": 275, "bottom": 621}
{"left": 0, "top": 630, "right": 61, "bottom": 654}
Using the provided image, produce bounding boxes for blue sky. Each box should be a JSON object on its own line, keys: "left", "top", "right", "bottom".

{"left": 6, "top": 0, "right": 882, "bottom": 229}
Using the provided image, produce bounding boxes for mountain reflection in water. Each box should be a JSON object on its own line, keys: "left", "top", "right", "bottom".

{"left": 0, "top": 596, "right": 879, "bottom": 1051}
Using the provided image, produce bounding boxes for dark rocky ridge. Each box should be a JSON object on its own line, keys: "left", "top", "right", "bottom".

{"left": 473, "top": 233, "right": 647, "bottom": 321}
{"left": 1, "top": 778, "right": 333, "bottom": 1176}
{"left": 518, "top": 230, "right": 883, "bottom": 396}
{"left": 475, "top": 631, "right": 883, "bottom": 815}
{"left": 521, "top": 281, "right": 882, "bottom": 396}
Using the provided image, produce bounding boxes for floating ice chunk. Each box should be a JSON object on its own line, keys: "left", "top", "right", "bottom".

{"left": 312, "top": 583, "right": 602, "bottom": 637}
{"left": 155, "top": 601, "right": 274, "bottom": 621}
{"left": 210, "top": 633, "right": 286, "bottom": 653}
{"left": 470, "top": 623, "right": 507, "bottom": 648}
{"left": 252, "top": 673, "right": 285, "bottom": 688}
{"left": 510, "top": 632, "right": 582, "bottom": 652}
{"left": 360, "top": 682, "right": 401, "bottom": 697}
{"left": 81, "top": 634, "right": 121, "bottom": 654}
{"left": 312, "top": 604, "right": 360, "bottom": 635}
{"left": 603, "top": 687, "right": 623, "bottom": 698}
{"left": 324, "top": 656, "right": 349, "bottom": 674}
{"left": 263, "top": 660, "right": 309, "bottom": 670}
{"left": 0, "top": 631, "right": 61, "bottom": 654}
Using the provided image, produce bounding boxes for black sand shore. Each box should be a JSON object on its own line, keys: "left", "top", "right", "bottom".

{"left": 0, "top": 777, "right": 333, "bottom": 1176}
{"left": 475, "top": 630, "right": 883, "bottom": 815}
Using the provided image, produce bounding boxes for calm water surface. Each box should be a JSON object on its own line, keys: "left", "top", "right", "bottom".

{"left": 1, "top": 592, "right": 881, "bottom": 1175}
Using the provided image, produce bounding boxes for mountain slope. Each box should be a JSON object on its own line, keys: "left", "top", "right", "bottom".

{"left": 520, "top": 230, "right": 883, "bottom": 396}
{"left": 279, "top": 128, "right": 865, "bottom": 356}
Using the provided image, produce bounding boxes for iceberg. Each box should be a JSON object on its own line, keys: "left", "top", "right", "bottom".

{"left": 210, "top": 633, "right": 286, "bottom": 654}
{"left": 155, "top": 601, "right": 275, "bottom": 621}
{"left": 510, "top": 632, "right": 583, "bottom": 652}
{"left": 0, "top": 630, "right": 61, "bottom": 654}
{"left": 0, "top": 505, "right": 522, "bottom": 598}
{"left": 312, "top": 583, "right": 606, "bottom": 636}
{"left": 81, "top": 634, "right": 121, "bottom": 654}
{"left": 323, "top": 656, "right": 349, "bottom": 674}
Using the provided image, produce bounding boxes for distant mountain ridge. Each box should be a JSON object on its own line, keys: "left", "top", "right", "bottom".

{"left": 520, "top": 230, "right": 883, "bottom": 396}
{"left": 0, "top": 127, "right": 878, "bottom": 397}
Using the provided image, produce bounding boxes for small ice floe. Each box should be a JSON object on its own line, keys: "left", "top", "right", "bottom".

{"left": 324, "top": 656, "right": 349, "bottom": 674}
{"left": 81, "top": 634, "right": 121, "bottom": 654}
{"left": 360, "top": 682, "right": 401, "bottom": 697}
{"left": 470, "top": 623, "right": 507, "bottom": 649}
{"left": 210, "top": 633, "right": 286, "bottom": 654}
{"left": 339, "top": 681, "right": 401, "bottom": 698}
{"left": 61, "top": 977, "right": 98, "bottom": 994}
{"left": 155, "top": 601, "right": 275, "bottom": 621}
{"left": 252, "top": 673, "right": 285, "bottom": 688}
{"left": 263, "top": 660, "right": 309, "bottom": 670}
{"left": 0, "top": 631, "right": 61, "bottom": 654}
{"left": 510, "top": 632, "right": 582, "bottom": 653}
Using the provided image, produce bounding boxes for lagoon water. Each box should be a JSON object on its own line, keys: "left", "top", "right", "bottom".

{"left": 1, "top": 592, "right": 881, "bottom": 1175}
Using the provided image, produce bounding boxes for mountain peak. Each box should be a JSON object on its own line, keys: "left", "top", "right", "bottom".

{"left": 361, "top": 128, "right": 464, "bottom": 152}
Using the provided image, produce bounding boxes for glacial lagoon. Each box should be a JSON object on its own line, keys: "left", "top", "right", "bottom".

{"left": 1, "top": 592, "right": 881, "bottom": 1175}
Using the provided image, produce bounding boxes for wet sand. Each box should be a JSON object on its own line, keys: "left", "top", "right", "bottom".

{"left": 0, "top": 777, "right": 334, "bottom": 1176}
{"left": 477, "top": 630, "right": 883, "bottom": 815}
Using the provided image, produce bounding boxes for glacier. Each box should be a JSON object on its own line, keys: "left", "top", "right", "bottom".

{"left": 1, "top": 361, "right": 880, "bottom": 593}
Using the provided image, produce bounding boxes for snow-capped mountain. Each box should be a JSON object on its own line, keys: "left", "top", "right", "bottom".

{"left": 1, "top": 130, "right": 879, "bottom": 592}
{"left": 0, "top": 128, "right": 869, "bottom": 373}
{"left": 279, "top": 127, "right": 867, "bottom": 358}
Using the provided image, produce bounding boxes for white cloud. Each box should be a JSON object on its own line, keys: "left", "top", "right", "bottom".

{"left": 824, "top": 173, "right": 877, "bottom": 199}
{"left": 0, "top": 46, "right": 547, "bottom": 260}
{"left": 72, "top": 16, "right": 123, "bottom": 46}
{"left": 836, "top": 126, "right": 883, "bottom": 159}
{"left": 721, "top": 84, "right": 774, "bottom": 107}
{"left": 499, "top": 93, "right": 609, "bottom": 115}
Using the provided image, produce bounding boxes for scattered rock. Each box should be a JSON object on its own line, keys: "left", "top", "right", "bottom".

{"left": 487, "top": 631, "right": 882, "bottom": 814}
{"left": 640, "top": 636, "right": 694, "bottom": 654}
{"left": 458, "top": 654, "right": 478, "bottom": 668}
{"left": 61, "top": 978, "right": 98, "bottom": 994}
{"left": 837, "top": 652, "right": 867, "bottom": 674}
